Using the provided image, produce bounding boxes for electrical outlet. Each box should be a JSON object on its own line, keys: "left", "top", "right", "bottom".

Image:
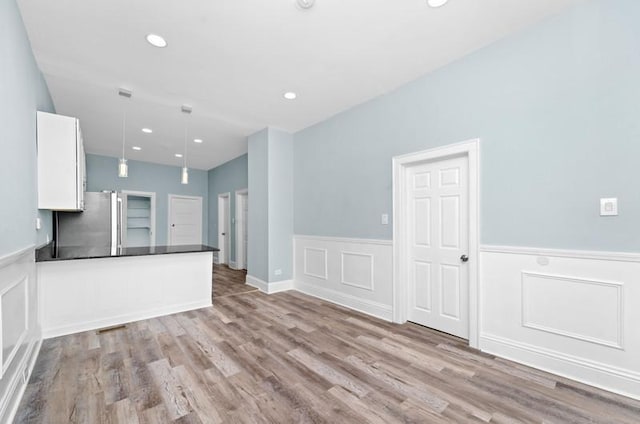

{"left": 275, "top": 269, "right": 282, "bottom": 276}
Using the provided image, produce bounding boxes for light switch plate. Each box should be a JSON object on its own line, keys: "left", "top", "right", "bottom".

{"left": 381, "top": 214, "right": 389, "bottom": 225}
{"left": 600, "top": 198, "right": 618, "bottom": 216}
{"left": 35, "top": 217, "right": 41, "bottom": 230}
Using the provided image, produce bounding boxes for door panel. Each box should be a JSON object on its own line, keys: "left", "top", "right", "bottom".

{"left": 407, "top": 155, "right": 469, "bottom": 339}
{"left": 169, "top": 196, "right": 202, "bottom": 246}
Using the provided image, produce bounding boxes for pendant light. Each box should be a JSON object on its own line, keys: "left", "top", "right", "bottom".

{"left": 181, "top": 104, "right": 192, "bottom": 184}
{"left": 118, "top": 88, "right": 132, "bottom": 178}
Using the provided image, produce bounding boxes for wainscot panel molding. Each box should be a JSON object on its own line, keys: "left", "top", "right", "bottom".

{"left": 0, "top": 246, "right": 41, "bottom": 424}
{"left": 246, "top": 275, "right": 294, "bottom": 294}
{"left": 480, "top": 246, "right": 640, "bottom": 400}
{"left": 293, "top": 235, "right": 393, "bottom": 322}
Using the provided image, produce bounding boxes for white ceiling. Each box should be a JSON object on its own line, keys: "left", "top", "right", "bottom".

{"left": 18, "top": 0, "right": 583, "bottom": 170}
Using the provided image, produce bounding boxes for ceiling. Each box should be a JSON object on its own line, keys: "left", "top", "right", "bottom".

{"left": 18, "top": 0, "right": 583, "bottom": 170}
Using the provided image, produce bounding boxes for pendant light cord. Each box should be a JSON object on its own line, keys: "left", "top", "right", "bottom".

{"left": 122, "top": 107, "right": 127, "bottom": 159}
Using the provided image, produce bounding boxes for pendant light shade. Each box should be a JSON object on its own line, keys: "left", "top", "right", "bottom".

{"left": 118, "top": 158, "right": 128, "bottom": 178}
{"left": 180, "top": 104, "right": 192, "bottom": 185}
{"left": 181, "top": 166, "right": 189, "bottom": 185}
{"left": 118, "top": 88, "right": 132, "bottom": 178}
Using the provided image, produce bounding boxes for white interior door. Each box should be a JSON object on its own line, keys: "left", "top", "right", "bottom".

{"left": 235, "top": 191, "right": 248, "bottom": 270}
{"left": 168, "top": 195, "right": 202, "bottom": 246}
{"left": 407, "top": 154, "right": 469, "bottom": 339}
{"left": 218, "top": 194, "right": 230, "bottom": 264}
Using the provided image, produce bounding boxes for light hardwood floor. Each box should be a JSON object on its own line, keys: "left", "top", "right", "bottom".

{"left": 15, "top": 267, "right": 640, "bottom": 423}
{"left": 212, "top": 264, "right": 256, "bottom": 299}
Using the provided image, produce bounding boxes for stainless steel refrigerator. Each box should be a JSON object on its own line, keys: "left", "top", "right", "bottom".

{"left": 56, "top": 191, "right": 122, "bottom": 249}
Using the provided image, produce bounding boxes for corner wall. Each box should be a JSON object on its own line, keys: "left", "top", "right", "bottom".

{"left": 0, "top": 0, "right": 54, "bottom": 421}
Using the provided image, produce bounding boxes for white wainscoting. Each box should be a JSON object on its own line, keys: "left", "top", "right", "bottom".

{"left": 294, "top": 235, "right": 393, "bottom": 321}
{"left": 480, "top": 245, "right": 640, "bottom": 400}
{"left": 0, "top": 246, "right": 41, "bottom": 424}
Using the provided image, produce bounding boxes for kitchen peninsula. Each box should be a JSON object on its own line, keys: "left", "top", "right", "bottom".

{"left": 36, "top": 243, "right": 218, "bottom": 338}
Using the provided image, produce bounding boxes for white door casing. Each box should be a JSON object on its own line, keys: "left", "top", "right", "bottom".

{"left": 235, "top": 189, "right": 248, "bottom": 270}
{"left": 218, "top": 193, "right": 231, "bottom": 264}
{"left": 168, "top": 195, "right": 203, "bottom": 246}
{"left": 393, "top": 139, "right": 480, "bottom": 347}
{"left": 407, "top": 155, "right": 469, "bottom": 339}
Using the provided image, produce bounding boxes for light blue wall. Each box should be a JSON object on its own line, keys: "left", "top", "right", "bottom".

{"left": 208, "top": 154, "right": 248, "bottom": 261}
{"left": 267, "top": 129, "right": 294, "bottom": 282}
{"left": 248, "top": 129, "right": 269, "bottom": 281}
{"left": 86, "top": 154, "right": 209, "bottom": 246}
{"left": 294, "top": 0, "right": 640, "bottom": 253}
{"left": 0, "top": 0, "right": 54, "bottom": 257}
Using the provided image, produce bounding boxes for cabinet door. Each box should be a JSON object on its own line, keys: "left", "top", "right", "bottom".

{"left": 37, "top": 111, "right": 83, "bottom": 211}
{"left": 76, "top": 123, "right": 86, "bottom": 210}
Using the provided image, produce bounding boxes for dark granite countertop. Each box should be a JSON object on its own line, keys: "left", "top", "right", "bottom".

{"left": 36, "top": 243, "right": 219, "bottom": 262}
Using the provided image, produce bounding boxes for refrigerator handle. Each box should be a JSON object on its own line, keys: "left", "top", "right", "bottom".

{"left": 117, "top": 197, "right": 123, "bottom": 249}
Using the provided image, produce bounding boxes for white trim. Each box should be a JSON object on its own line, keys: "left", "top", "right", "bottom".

{"left": 303, "top": 247, "right": 328, "bottom": 280}
{"left": 42, "top": 299, "right": 212, "bottom": 339}
{"left": 167, "top": 194, "right": 203, "bottom": 246}
{"left": 481, "top": 244, "right": 640, "bottom": 263}
{"left": 340, "top": 251, "right": 375, "bottom": 291}
{"left": 0, "top": 339, "right": 41, "bottom": 424}
{"left": 122, "top": 190, "right": 157, "bottom": 247}
{"left": 480, "top": 333, "right": 640, "bottom": 401}
{"left": 235, "top": 188, "right": 248, "bottom": 270}
{"left": 392, "top": 138, "right": 481, "bottom": 348}
{"left": 0, "top": 245, "right": 34, "bottom": 269}
{"left": 217, "top": 192, "right": 231, "bottom": 264}
{"left": 295, "top": 281, "right": 393, "bottom": 322}
{"left": 246, "top": 275, "right": 294, "bottom": 294}
{"left": 521, "top": 272, "right": 625, "bottom": 350}
{"left": 295, "top": 234, "right": 392, "bottom": 246}
{"left": 229, "top": 260, "right": 238, "bottom": 270}
{"left": 0, "top": 277, "right": 29, "bottom": 377}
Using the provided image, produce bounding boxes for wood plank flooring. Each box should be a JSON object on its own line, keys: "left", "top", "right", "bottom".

{"left": 15, "top": 267, "right": 640, "bottom": 423}
{"left": 212, "top": 264, "right": 256, "bottom": 299}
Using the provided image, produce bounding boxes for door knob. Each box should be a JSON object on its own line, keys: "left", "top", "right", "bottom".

{"left": 171, "top": 224, "right": 175, "bottom": 227}
{"left": 460, "top": 254, "right": 469, "bottom": 262}
{"left": 221, "top": 233, "right": 226, "bottom": 236}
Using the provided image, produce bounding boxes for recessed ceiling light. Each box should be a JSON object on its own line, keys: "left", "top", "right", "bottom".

{"left": 193, "top": 138, "right": 203, "bottom": 143}
{"left": 141, "top": 128, "right": 153, "bottom": 134}
{"left": 296, "top": 0, "right": 315, "bottom": 10}
{"left": 175, "top": 153, "right": 183, "bottom": 158}
{"left": 146, "top": 34, "right": 167, "bottom": 48}
{"left": 427, "top": 0, "right": 449, "bottom": 7}
{"left": 283, "top": 92, "right": 297, "bottom": 100}
{"left": 132, "top": 146, "right": 142, "bottom": 151}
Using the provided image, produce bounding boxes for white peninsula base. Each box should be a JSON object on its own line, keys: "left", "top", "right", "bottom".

{"left": 37, "top": 251, "right": 213, "bottom": 338}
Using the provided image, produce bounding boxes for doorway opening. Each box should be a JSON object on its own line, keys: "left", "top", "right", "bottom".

{"left": 235, "top": 189, "right": 248, "bottom": 270}
{"left": 218, "top": 193, "right": 231, "bottom": 264}
{"left": 121, "top": 190, "right": 156, "bottom": 247}
{"left": 392, "top": 139, "right": 480, "bottom": 348}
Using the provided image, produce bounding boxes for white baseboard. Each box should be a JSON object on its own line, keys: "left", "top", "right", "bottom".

{"left": 42, "top": 300, "right": 212, "bottom": 339}
{"left": 246, "top": 275, "right": 294, "bottom": 294}
{"left": 0, "top": 338, "right": 42, "bottom": 424}
{"left": 295, "top": 281, "right": 393, "bottom": 322}
{"left": 480, "top": 333, "right": 640, "bottom": 400}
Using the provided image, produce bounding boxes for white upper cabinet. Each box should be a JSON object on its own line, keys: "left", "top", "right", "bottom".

{"left": 37, "top": 111, "right": 86, "bottom": 211}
